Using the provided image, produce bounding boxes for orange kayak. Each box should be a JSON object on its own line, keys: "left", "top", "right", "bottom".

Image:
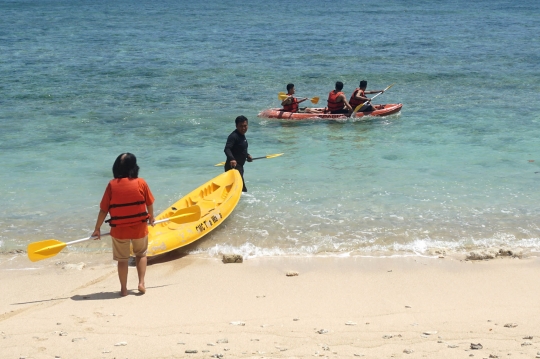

{"left": 258, "top": 103, "right": 402, "bottom": 120}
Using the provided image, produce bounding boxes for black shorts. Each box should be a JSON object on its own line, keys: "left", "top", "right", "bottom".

{"left": 329, "top": 108, "right": 349, "bottom": 114}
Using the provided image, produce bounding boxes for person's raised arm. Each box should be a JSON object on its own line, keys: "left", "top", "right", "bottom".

{"left": 354, "top": 91, "right": 370, "bottom": 102}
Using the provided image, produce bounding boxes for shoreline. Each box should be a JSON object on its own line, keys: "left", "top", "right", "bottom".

{"left": 2, "top": 242, "right": 537, "bottom": 270}
{"left": 2, "top": 253, "right": 540, "bottom": 358}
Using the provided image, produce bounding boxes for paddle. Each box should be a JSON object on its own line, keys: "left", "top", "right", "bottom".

{"left": 278, "top": 92, "right": 319, "bottom": 104}
{"left": 350, "top": 83, "right": 395, "bottom": 117}
{"left": 214, "top": 153, "right": 284, "bottom": 167}
{"left": 27, "top": 205, "right": 202, "bottom": 262}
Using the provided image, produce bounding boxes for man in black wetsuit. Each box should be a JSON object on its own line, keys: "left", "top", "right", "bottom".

{"left": 224, "top": 115, "right": 252, "bottom": 192}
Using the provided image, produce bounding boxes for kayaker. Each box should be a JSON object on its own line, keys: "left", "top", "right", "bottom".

{"left": 281, "top": 83, "right": 323, "bottom": 114}
{"left": 349, "top": 80, "right": 385, "bottom": 112}
{"left": 224, "top": 115, "right": 252, "bottom": 192}
{"left": 92, "top": 153, "right": 155, "bottom": 297}
{"left": 326, "top": 81, "right": 352, "bottom": 115}
{"left": 281, "top": 83, "right": 308, "bottom": 113}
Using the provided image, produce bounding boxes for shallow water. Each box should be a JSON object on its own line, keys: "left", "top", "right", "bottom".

{"left": 1, "top": 0, "right": 539, "bottom": 258}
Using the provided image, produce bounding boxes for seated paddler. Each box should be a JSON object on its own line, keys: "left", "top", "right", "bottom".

{"left": 281, "top": 83, "right": 309, "bottom": 113}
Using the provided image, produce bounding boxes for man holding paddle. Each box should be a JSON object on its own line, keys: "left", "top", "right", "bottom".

{"left": 224, "top": 115, "right": 252, "bottom": 192}
{"left": 280, "top": 83, "right": 322, "bottom": 114}
{"left": 349, "top": 80, "right": 385, "bottom": 112}
{"left": 92, "top": 153, "right": 155, "bottom": 297}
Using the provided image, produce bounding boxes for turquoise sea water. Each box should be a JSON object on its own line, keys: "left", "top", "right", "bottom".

{"left": 1, "top": 0, "right": 539, "bottom": 258}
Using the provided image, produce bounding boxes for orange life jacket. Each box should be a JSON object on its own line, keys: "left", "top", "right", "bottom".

{"left": 105, "top": 178, "right": 148, "bottom": 227}
{"left": 349, "top": 88, "right": 366, "bottom": 108}
{"left": 283, "top": 96, "right": 299, "bottom": 113}
{"left": 327, "top": 91, "right": 345, "bottom": 112}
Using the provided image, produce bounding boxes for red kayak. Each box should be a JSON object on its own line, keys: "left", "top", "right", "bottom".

{"left": 258, "top": 103, "right": 402, "bottom": 120}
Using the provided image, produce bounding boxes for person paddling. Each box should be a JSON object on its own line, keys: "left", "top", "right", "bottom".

{"left": 92, "top": 153, "right": 155, "bottom": 297}
{"left": 281, "top": 83, "right": 323, "bottom": 114}
{"left": 349, "top": 80, "right": 385, "bottom": 112}
{"left": 224, "top": 115, "right": 252, "bottom": 192}
{"left": 281, "top": 83, "right": 308, "bottom": 113}
{"left": 326, "top": 81, "right": 352, "bottom": 115}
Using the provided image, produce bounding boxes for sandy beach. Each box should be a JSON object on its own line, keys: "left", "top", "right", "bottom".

{"left": 1, "top": 252, "right": 539, "bottom": 359}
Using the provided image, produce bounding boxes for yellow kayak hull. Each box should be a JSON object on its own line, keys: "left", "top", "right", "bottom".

{"left": 147, "top": 169, "right": 243, "bottom": 257}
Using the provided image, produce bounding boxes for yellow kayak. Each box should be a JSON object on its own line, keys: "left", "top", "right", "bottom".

{"left": 147, "top": 169, "right": 243, "bottom": 257}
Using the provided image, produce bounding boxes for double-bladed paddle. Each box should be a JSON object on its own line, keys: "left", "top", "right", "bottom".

{"left": 214, "top": 153, "right": 284, "bottom": 167}
{"left": 278, "top": 92, "right": 319, "bottom": 104}
{"left": 27, "top": 205, "right": 202, "bottom": 262}
{"left": 351, "top": 83, "right": 395, "bottom": 117}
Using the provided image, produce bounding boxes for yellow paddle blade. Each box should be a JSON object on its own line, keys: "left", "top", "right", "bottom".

{"left": 385, "top": 83, "right": 395, "bottom": 91}
{"left": 265, "top": 153, "right": 284, "bottom": 159}
{"left": 28, "top": 239, "right": 67, "bottom": 262}
{"left": 278, "top": 93, "right": 288, "bottom": 101}
{"left": 214, "top": 161, "right": 226, "bottom": 167}
{"left": 168, "top": 206, "right": 201, "bottom": 223}
{"left": 310, "top": 96, "right": 319, "bottom": 104}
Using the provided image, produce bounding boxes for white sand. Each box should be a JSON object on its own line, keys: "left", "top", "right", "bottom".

{"left": 1, "top": 252, "right": 539, "bottom": 358}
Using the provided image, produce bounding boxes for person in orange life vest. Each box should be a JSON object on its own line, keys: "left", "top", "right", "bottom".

{"left": 281, "top": 83, "right": 324, "bottom": 114}
{"left": 349, "top": 80, "right": 385, "bottom": 112}
{"left": 92, "top": 153, "right": 155, "bottom": 297}
{"left": 327, "top": 81, "right": 352, "bottom": 115}
{"left": 281, "top": 83, "right": 308, "bottom": 113}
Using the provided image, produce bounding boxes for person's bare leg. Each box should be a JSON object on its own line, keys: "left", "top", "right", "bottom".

{"left": 117, "top": 261, "right": 129, "bottom": 296}
{"left": 136, "top": 255, "right": 147, "bottom": 294}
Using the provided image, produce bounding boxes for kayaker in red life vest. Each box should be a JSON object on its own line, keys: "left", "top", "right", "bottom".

{"left": 349, "top": 80, "right": 385, "bottom": 112}
{"left": 281, "top": 83, "right": 308, "bottom": 113}
{"left": 281, "top": 83, "right": 323, "bottom": 114}
{"left": 326, "top": 81, "right": 353, "bottom": 115}
{"left": 92, "top": 153, "right": 155, "bottom": 297}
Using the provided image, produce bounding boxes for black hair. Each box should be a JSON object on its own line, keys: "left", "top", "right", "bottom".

{"left": 112, "top": 153, "right": 139, "bottom": 179}
{"left": 335, "top": 81, "right": 344, "bottom": 91}
{"left": 360, "top": 80, "right": 367, "bottom": 88}
{"left": 286, "top": 83, "right": 295, "bottom": 92}
{"left": 235, "top": 115, "right": 248, "bottom": 125}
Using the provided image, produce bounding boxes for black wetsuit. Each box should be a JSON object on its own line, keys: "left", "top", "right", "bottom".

{"left": 224, "top": 129, "right": 250, "bottom": 192}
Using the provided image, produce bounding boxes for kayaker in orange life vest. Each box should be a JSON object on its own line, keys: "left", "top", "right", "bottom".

{"left": 281, "top": 83, "right": 308, "bottom": 113}
{"left": 326, "top": 81, "right": 353, "bottom": 115}
{"left": 281, "top": 83, "right": 323, "bottom": 114}
{"left": 92, "top": 153, "right": 155, "bottom": 297}
{"left": 349, "top": 80, "right": 385, "bottom": 112}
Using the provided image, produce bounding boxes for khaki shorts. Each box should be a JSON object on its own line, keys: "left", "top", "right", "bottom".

{"left": 112, "top": 236, "right": 148, "bottom": 262}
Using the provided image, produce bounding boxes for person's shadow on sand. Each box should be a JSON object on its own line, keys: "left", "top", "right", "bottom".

{"left": 70, "top": 284, "right": 172, "bottom": 301}
{"left": 71, "top": 292, "right": 126, "bottom": 300}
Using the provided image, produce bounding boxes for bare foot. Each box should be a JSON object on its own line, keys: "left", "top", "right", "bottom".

{"left": 138, "top": 284, "right": 146, "bottom": 294}
{"left": 120, "top": 289, "right": 128, "bottom": 297}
